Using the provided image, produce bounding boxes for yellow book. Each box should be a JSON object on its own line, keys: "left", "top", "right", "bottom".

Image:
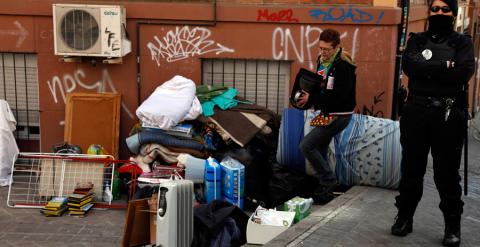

{"left": 45, "top": 197, "right": 67, "bottom": 208}
{"left": 68, "top": 194, "right": 93, "bottom": 204}
{"left": 67, "top": 198, "right": 93, "bottom": 208}
{"left": 69, "top": 203, "right": 93, "bottom": 211}
{"left": 41, "top": 207, "right": 66, "bottom": 217}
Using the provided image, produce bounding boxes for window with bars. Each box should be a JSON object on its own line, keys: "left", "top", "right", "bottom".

{"left": 0, "top": 53, "right": 40, "bottom": 140}
{"left": 201, "top": 59, "right": 291, "bottom": 114}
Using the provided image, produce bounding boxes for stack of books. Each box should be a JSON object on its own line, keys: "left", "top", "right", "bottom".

{"left": 67, "top": 183, "right": 94, "bottom": 217}
{"left": 67, "top": 192, "right": 94, "bottom": 217}
{"left": 41, "top": 197, "right": 68, "bottom": 217}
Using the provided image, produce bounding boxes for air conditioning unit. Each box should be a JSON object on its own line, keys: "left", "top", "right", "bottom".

{"left": 53, "top": 4, "right": 131, "bottom": 58}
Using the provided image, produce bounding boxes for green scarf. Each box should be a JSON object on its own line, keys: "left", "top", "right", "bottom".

{"left": 319, "top": 48, "right": 340, "bottom": 75}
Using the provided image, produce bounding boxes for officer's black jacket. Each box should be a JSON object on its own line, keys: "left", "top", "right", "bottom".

{"left": 402, "top": 31, "right": 475, "bottom": 97}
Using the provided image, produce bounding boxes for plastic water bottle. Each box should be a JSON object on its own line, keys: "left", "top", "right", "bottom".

{"left": 103, "top": 181, "right": 113, "bottom": 202}
{"left": 204, "top": 157, "right": 221, "bottom": 203}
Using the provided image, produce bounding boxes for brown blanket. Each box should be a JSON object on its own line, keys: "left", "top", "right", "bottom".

{"left": 204, "top": 103, "right": 276, "bottom": 147}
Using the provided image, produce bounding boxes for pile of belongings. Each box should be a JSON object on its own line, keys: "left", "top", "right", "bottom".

{"left": 126, "top": 75, "right": 323, "bottom": 209}
{"left": 126, "top": 75, "right": 293, "bottom": 208}
{"left": 127, "top": 75, "right": 277, "bottom": 171}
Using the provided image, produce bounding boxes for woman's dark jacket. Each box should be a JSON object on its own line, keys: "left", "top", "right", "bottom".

{"left": 310, "top": 48, "right": 357, "bottom": 115}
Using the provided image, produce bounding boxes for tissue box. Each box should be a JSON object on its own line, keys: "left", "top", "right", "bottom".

{"left": 283, "top": 197, "right": 313, "bottom": 223}
{"left": 220, "top": 157, "right": 245, "bottom": 198}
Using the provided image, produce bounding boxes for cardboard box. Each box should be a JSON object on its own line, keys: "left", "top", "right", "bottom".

{"left": 149, "top": 193, "right": 158, "bottom": 245}
{"left": 220, "top": 158, "right": 245, "bottom": 198}
{"left": 246, "top": 210, "right": 295, "bottom": 245}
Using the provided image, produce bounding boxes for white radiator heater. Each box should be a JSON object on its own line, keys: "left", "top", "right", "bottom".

{"left": 156, "top": 179, "right": 194, "bottom": 247}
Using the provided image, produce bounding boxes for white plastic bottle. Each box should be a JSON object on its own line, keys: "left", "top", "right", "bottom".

{"left": 103, "top": 184, "right": 113, "bottom": 202}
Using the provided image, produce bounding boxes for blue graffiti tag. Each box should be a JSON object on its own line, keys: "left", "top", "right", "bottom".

{"left": 309, "top": 7, "right": 384, "bottom": 24}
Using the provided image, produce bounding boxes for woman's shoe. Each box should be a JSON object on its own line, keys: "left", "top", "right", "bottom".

{"left": 312, "top": 185, "right": 334, "bottom": 204}
{"left": 442, "top": 231, "right": 460, "bottom": 247}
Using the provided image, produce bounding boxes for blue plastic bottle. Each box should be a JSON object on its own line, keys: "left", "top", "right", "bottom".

{"left": 204, "top": 157, "right": 222, "bottom": 203}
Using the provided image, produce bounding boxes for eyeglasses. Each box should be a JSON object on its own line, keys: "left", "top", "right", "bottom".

{"left": 430, "top": 6, "right": 452, "bottom": 13}
{"left": 319, "top": 46, "right": 334, "bottom": 52}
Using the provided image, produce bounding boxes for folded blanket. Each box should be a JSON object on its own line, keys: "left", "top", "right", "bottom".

{"left": 205, "top": 105, "right": 273, "bottom": 147}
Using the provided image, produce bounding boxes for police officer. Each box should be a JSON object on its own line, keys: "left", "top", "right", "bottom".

{"left": 391, "top": 0, "right": 475, "bottom": 246}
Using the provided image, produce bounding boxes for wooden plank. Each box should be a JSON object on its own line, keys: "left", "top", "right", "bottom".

{"left": 64, "top": 92, "right": 121, "bottom": 158}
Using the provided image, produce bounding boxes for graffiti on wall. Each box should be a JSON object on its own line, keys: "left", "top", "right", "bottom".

{"left": 46, "top": 68, "right": 134, "bottom": 119}
{"left": 105, "top": 27, "right": 120, "bottom": 51}
{"left": 0, "top": 21, "right": 29, "bottom": 47}
{"left": 361, "top": 91, "right": 385, "bottom": 117}
{"left": 309, "top": 7, "right": 384, "bottom": 24}
{"left": 257, "top": 9, "right": 299, "bottom": 23}
{"left": 147, "top": 26, "right": 235, "bottom": 67}
{"left": 272, "top": 25, "right": 358, "bottom": 70}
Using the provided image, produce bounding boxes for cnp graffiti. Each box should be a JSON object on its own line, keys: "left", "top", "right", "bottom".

{"left": 147, "top": 26, "right": 235, "bottom": 67}
{"left": 46, "top": 69, "right": 134, "bottom": 119}
{"left": 272, "top": 25, "right": 358, "bottom": 70}
{"left": 309, "top": 7, "right": 384, "bottom": 24}
{"left": 361, "top": 91, "right": 385, "bottom": 117}
{"left": 257, "top": 9, "right": 299, "bottom": 23}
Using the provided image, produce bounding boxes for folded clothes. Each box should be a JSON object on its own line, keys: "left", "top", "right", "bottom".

{"left": 126, "top": 130, "right": 204, "bottom": 154}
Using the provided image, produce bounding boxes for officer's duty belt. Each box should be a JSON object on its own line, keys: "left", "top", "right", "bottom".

{"left": 408, "top": 95, "right": 452, "bottom": 108}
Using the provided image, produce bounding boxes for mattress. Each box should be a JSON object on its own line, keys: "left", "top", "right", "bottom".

{"left": 277, "top": 109, "right": 401, "bottom": 189}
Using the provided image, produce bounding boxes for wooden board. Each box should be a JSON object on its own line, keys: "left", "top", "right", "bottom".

{"left": 64, "top": 92, "right": 121, "bottom": 158}
{"left": 122, "top": 198, "right": 150, "bottom": 247}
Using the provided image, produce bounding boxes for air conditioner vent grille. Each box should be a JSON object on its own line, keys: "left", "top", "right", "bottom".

{"left": 60, "top": 9, "right": 99, "bottom": 50}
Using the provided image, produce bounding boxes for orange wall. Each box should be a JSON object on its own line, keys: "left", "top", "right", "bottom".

{"left": 0, "top": 1, "right": 402, "bottom": 157}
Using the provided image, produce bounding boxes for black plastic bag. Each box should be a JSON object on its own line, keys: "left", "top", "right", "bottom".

{"left": 51, "top": 142, "right": 82, "bottom": 154}
{"left": 268, "top": 163, "right": 318, "bottom": 207}
{"left": 290, "top": 68, "right": 322, "bottom": 110}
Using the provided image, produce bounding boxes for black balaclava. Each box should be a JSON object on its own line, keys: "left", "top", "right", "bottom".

{"left": 427, "top": 0, "right": 457, "bottom": 37}
{"left": 428, "top": 15, "right": 455, "bottom": 36}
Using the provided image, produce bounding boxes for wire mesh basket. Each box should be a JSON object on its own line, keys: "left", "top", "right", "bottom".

{"left": 7, "top": 153, "right": 115, "bottom": 208}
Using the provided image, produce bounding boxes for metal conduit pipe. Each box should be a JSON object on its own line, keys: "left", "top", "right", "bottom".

{"left": 391, "top": 0, "right": 410, "bottom": 120}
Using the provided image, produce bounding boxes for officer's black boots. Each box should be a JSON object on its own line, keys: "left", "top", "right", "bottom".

{"left": 391, "top": 215, "right": 413, "bottom": 236}
{"left": 443, "top": 215, "right": 461, "bottom": 247}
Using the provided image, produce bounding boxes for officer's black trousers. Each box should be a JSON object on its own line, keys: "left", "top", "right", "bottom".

{"left": 395, "top": 103, "right": 465, "bottom": 218}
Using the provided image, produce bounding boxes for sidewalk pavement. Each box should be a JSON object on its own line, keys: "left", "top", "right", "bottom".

{"left": 1, "top": 132, "right": 479, "bottom": 247}
{"left": 0, "top": 187, "right": 126, "bottom": 247}
{"left": 265, "top": 130, "right": 480, "bottom": 247}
